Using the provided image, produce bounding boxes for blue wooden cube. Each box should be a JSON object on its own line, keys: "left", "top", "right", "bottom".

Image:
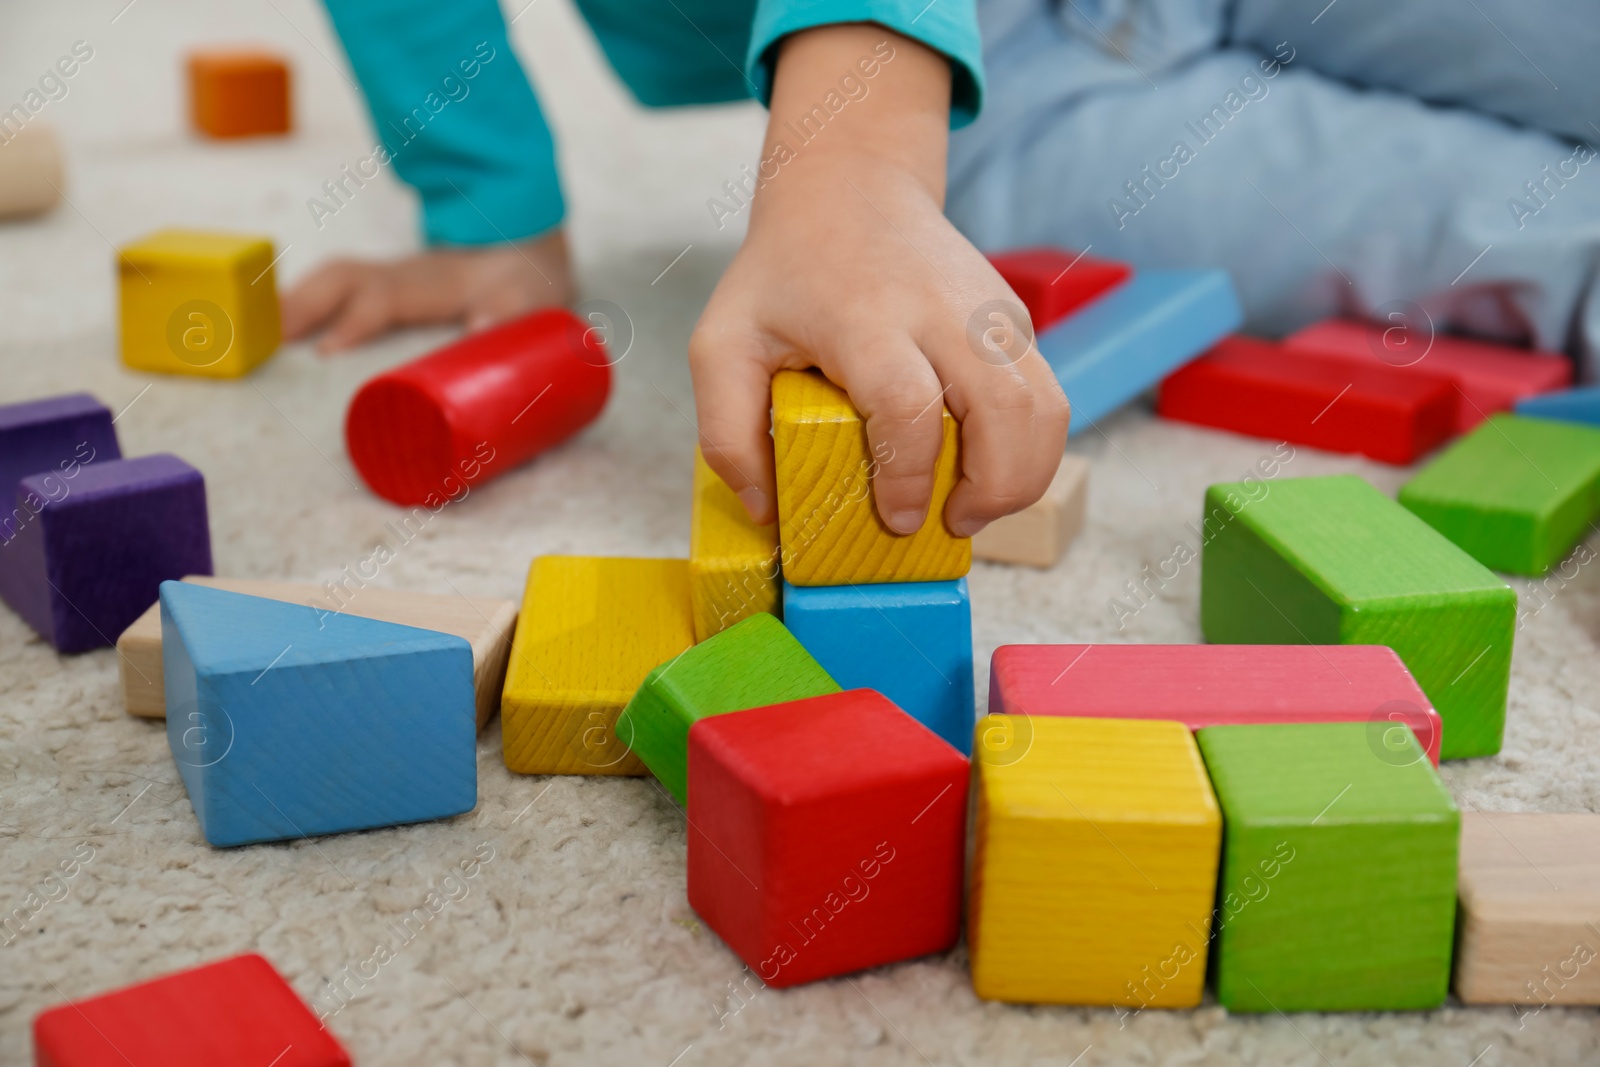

{"left": 1515, "top": 385, "right": 1600, "bottom": 426}
{"left": 160, "top": 581, "right": 477, "bottom": 847}
{"left": 0, "top": 392, "right": 121, "bottom": 504}
{"left": 782, "top": 578, "right": 975, "bottom": 754}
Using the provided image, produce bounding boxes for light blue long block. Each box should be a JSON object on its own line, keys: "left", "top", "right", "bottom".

{"left": 1515, "top": 386, "right": 1600, "bottom": 426}
{"left": 782, "top": 578, "right": 974, "bottom": 755}
{"left": 160, "top": 581, "right": 477, "bottom": 847}
{"left": 1037, "top": 268, "right": 1242, "bottom": 435}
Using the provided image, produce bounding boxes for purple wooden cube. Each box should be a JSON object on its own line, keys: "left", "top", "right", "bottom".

{"left": 0, "top": 393, "right": 121, "bottom": 509}
{"left": 0, "top": 454, "right": 211, "bottom": 652}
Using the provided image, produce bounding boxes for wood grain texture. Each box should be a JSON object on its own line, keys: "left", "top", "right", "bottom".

{"left": 986, "top": 248, "right": 1131, "bottom": 332}
{"left": 0, "top": 123, "right": 62, "bottom": 220}
{"left": 968, "top": 715, "right": 1220, "bottom": 1007}
{"left": 971, "top": 454, "right": 1088, "bottom": 568}
{"left": 1516, "top": 384, "right": 1600, "bottom": 426}
{"left": 117, "top": 575, "right": 515, "bottom": 730}
{"left": 118, "top": 228, "right": 280, "bottom": 378}
{"left": 690, "top": 445, "right": 780, "bottom": 641}
{"left": 1200, "top": 474, "right": 1516, "bottom": 759}
{"left": 771, "top": 369, "right": 969, "bottom": 586}
{"left": 1197, "top": 722, "right": 1459, "bottom": 1012}
{"left": 1455, "top": 812, "right": 1600, "bottom": 1006}
{"left": 500, "top": 556, "right": 693, "bottom": 776}
{"left": 188, "top": 51, "right": 292, "bottom": 138}
{"left": 1399, "top": 414, "right": 1600, "bottom": 576}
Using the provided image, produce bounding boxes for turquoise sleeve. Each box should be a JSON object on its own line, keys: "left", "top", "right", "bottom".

{"left": 321, "top": 0, "right": 565, "bottom": 246}
{"left": 745, "top": 0, "right": 985, "bottom": 127}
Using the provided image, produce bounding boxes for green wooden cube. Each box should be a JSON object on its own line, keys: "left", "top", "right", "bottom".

{"left": 619, "top": 613, "right": 838, "bottom": 804}
{"left": 1398, "top": 413, "right": 1600, "bottom": 576}
{"left": 1196, "top": 722, "right": 1459, "bottom": 1012}
{"left": 1201, "top": 474, "right": 1515, "bottom": 759}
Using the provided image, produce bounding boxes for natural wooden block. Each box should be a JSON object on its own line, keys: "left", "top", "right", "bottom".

{"left": 501, "top": 556, "right": 693, "bottom": 776}
{"left": 969, "top": 716, "right": 1221, "bottom": 1007}
{"left": 772, "top": 369, "right": 969, "bottom": 586}
{"left": 1201, "top": 474, "right": 1516, "bottom": 759}
{"left": 1399, "top": 414, "right": 1600, "bottom": 576}
{"left": 0, "top": 123, "right": 63, "bottom": 220}
{"left": 1517, "top": 384, "right": 1600, "bottom": 426}
{"left": 188, "top": 51, "right": 292, "bottom": 138}
{"left": 1197, "top": 722, "right": 1459, "bottom": 1012}
{"left": 1455, "top": 812, "right": 1600, "bottom": 1006}
{"left": 619, "top": 612, "right": 838, "bottom": 804}
{"left": 971, "top": 453, "right": 1088, "bottom": 567}
{"left": 690, "top": 445, "right": 779, "bottom": 641}
{"left": 116, "top": 576, "right": 515, "bottom": 730}
{"left": 986, "top": 248, "right": 1131, "bottom": 332}
{"left": 118, "top": 228, "right": 280, "bottom": 378}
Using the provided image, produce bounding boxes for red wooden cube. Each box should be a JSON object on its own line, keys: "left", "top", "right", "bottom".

{"left": 687, "top": 688, "right": 968, "bottom": 988}
{"left": 987, "top": 248, "right": 1132, "bottom": 331}
{"left": 34, "top": 953, "right": 349, "bottom": 1067}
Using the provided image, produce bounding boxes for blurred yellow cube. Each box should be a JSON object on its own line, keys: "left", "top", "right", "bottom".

{"left": 118, "top": 228, "right": 280, "bottom": 378}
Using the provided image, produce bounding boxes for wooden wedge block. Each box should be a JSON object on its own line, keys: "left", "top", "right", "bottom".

{"left": 0, "top": 392, "right": 119, "bottom": 504}
{"left": 1197, "top": 722, "right": 1459, "bottom": 1011}
{"left": 772, "top": 368, "right": 969, "bottom": 586}
{"left": 1201, "top": 474, "right": 1515, "bottom": 759}
{"left": 116, "top": 576, "right": 515, "bottom": 730}
{"left": 0, "top": 123, "right": 63, "bottom": 220}
{"left": 619, "top": 613, "right": 838, "bottom": 804}
{"left": 188, "top": 51, "right": 291, "bottom": 138}
{"left": 501, "top": 556, "right": 693, "bottom": 776}
{"left": 690, "top": 445, "right": 779, "bottom": 641}
{"left": 1516, "top": 384, "right": 1600, "bottom": 426}
{"left": 971, "top": 453, "right": 1088, "bottom": 567}
{"left": 1455, "top": 811, "right": 1600, "bottom": 1006}
{"left": 1399, "top": 413, "right": 1600, "bottom": 576}
{"left": 989, "top": 644, "right": 1442, "bottom": 764}
{"left": 969, "top": 715, "right": 1221, "bottom": 1006}
{"left": 986, "top": 248, "right": 1131, "bottom": 332}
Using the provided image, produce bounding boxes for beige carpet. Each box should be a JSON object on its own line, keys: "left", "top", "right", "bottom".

{"left": 3, "top": 2, "right": 1599, "bottom": 1064}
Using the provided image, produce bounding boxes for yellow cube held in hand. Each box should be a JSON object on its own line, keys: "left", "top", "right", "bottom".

{"left": 772, "top": 368, "right": 969, "bottom": 586}
{"left": 118, "top": 228, "right": 281, "bottom": 378}
{"left": 690, "top": 446, "right": 780, "bottom": 642}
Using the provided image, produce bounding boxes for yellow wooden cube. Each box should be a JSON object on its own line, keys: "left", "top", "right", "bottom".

{"left": 690, "top": 446, "right": 780, "bottom": 642}
{"left": 772, "top": 369, "right": 969, "bottom": 586}
{"left": 501, "top": 556, "right": 694, "bottom": 775}
{"left": 969, "top": 715, "right": 1222, "bottom": 1007}
{"left": 118, "top": 228, "right": 281, "bottom": 378}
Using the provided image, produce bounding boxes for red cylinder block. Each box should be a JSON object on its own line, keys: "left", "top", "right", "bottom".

{"left": 345, "top": 308, "right": 611, "bottom": 505}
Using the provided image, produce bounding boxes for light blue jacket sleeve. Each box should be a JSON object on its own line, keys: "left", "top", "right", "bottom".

{"left": 322, "top": 0, "right": 564, "bottom": 246}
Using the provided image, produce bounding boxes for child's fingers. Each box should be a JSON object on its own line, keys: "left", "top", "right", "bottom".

{"left": 280, "top": 261, "right": 364, "bottom": 340}
{"left": 317, "top": 282, "right": 397, "bottom": 355}
{"left": 830, "top": 340, "right": 948, "bottom": 535}
{"left": 688, "top": 326, "right": 779, "bottom": 525}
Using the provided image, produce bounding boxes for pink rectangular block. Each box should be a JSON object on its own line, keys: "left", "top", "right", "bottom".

{"left": 988, "top": 644, "right": 1442, "bottom": 765}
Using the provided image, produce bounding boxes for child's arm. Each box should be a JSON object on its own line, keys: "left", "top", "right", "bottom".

{"left": 690, "top": 23, "right": 1070, "bottom": 537}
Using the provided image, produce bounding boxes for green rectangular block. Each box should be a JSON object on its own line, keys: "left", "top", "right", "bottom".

{"left": 1197, "top": 722, "right": 1459, "bottom": 1012}
{"left": 1398, "top": 413, "right": 1600, "bottom": 576}
{"left": 618, "top": 613, "right": 839, "bottom": 804}
{"left": 1201, "top": 474, "right": 1515, "bottom": 759}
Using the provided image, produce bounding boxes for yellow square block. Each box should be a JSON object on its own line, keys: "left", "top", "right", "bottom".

{"left": 690, "top": 446, "right": 780, "bottom": 642}
{"left": 969, "top": 715, "right": 1222, "bottom": 1007}
{"left": 772, "top": 369, "right": 969, "bottom": 586}
{"left": 501, "top": 556, "right": 694, "bottom": 775}
{"left": 118, "top": 228, "right": 281, "bottom": 378}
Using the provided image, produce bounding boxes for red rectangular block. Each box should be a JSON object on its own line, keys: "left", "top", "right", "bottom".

{"left": 1285, "top": 318, "right": 1572, "bottom": 433}
{"left": 1157, "top": 335, "right": 1456, "bottom": 464}
{"left": 987, "top": 247, "right": 1132, "bottom": 332}
{"left": 988, "top": 644, "right": 1441, "bottom": 765}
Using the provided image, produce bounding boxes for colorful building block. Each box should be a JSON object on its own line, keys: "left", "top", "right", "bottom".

{"left": 1286, "top": 318, "right": 1572, "bottom": 432}
{"left": 161, "top": 582, "right": 476, "bottom": 847}
{"left": 1157, "top": 335, "right": 1456, "bottom": 464}
{"left": 501, "top": 556, "right": 693, "bottom": 776}
{"left": 1035, "top": 269, "right": 1241, "bottom": 433}
{"left": 1516, "top": 384, "right": 1600, "bottom": 426}
{"left": 116, "top": 575, "right": 515, "bottom": 729}
{"left": 1399, "top": 414, "right": 1600, "bottom": 576}
{"left": 1197, "top": 722, "right": 1459, "bottom": 1012}
{"left": 1454, "top": 812, "right": 1600, "bottom": 1006}
{"left": 345, "top": 308, "right": 611, "bottom": 506}
{"left": 187, "top": 50, "right": 292, "bottom": 138}
{"left": 783, "top": 577, "right": 974, "bottom": 754}
{"left": 619, "top": 612, "right": 838, "bottom": 804}
{"left": 989, "top": 644, "right": 1442, "bottom": 764}
{"left": 971, "top": 453, "right": 1088, "bottom": 568}
{"left": 690, "top": 445, "right": 779, "bottom": 641}
{"left": 0, "top": 454, "right": 210, "bottom": 653}
{"left": 1201, "top": 474, "right": 1515, "bottom": 759}
{"left": 0, "top": 392, "right": 119, "bottom": 505}
{"left": 986, "top": 248, "right": 1132, "bottom": 332}
{"left": 687, "top": 689, "right": 968, "bottom": 987}
{"left": 118, "top": 229, "right": 280, "bottom": 378}
{"left": 0, "top": 123, "right": 62, "bottom": 220}
{"left": 969, "top": 715, "right": 1221, "bottom": 1006}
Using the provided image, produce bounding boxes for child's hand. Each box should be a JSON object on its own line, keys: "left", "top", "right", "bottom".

{"left": 689, "top": 25, "right": 1069, "bottom": 537}
{"left": 282, "top": 229, "right": 574, "bottom": 354}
